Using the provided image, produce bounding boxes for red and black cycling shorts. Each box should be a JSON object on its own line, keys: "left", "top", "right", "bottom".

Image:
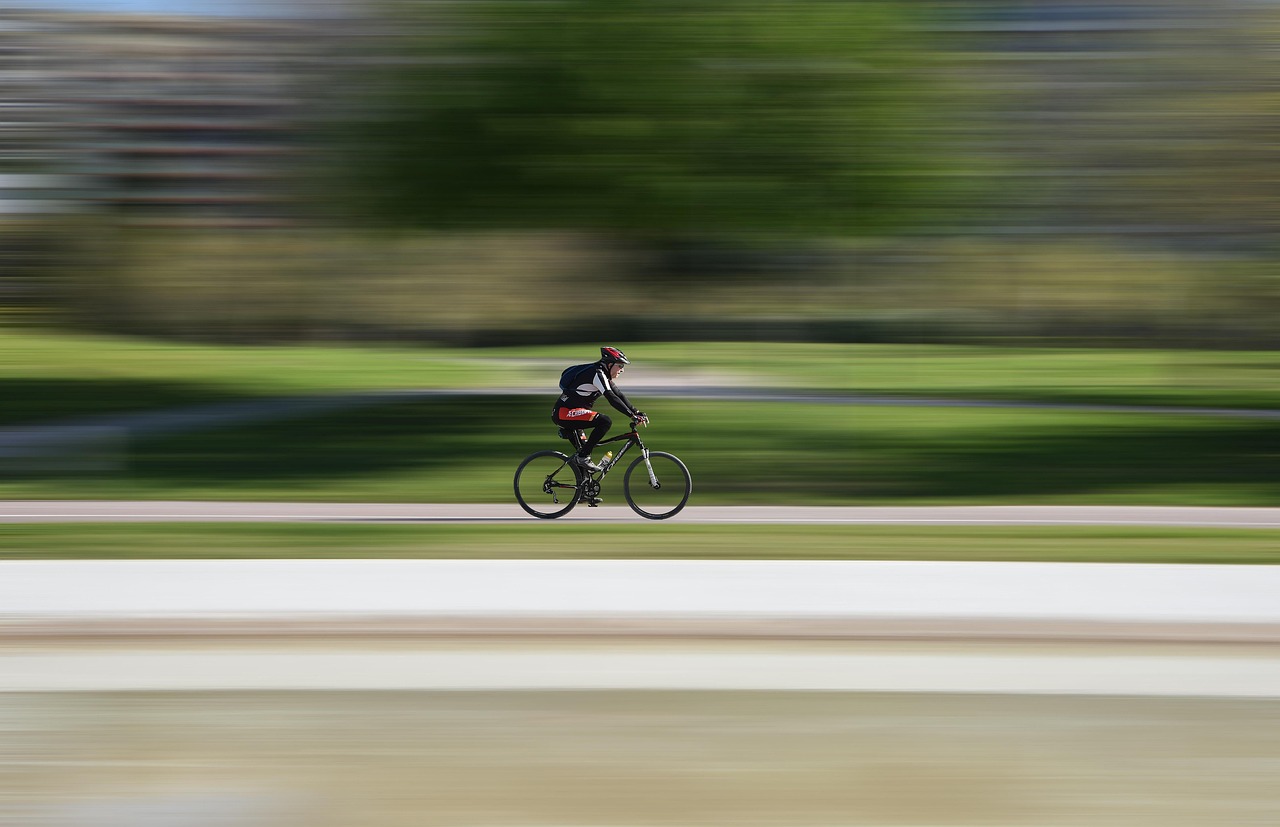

{"left": 556, "top": 406, "right": 599, "bottom": 422}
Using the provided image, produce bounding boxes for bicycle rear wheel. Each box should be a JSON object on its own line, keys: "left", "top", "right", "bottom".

{"left": 514, "top": 450, "right": 582, "bottom": 519}
{"left": 623, "top": 451, "right": 691, "bottom": 520}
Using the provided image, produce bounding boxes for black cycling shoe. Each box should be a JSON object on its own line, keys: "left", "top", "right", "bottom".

{"left": 579, "top": 496, "right": 603, "bottom": 507}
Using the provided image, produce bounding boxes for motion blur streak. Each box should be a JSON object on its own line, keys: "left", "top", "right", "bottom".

{"left": 3, "top": 2, "right": 1278, "bottom": 823}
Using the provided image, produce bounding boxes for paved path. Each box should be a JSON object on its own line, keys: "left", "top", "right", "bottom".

{"left": 3, "top": 501, "right": 1280, "bottom": 527}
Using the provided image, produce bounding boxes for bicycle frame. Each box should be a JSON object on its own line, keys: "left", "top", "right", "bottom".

{"left": 597, "top": 424, "right": 642, "bottom": 468}
{"left": 557, "top": 420, "right": 649, "bottom": 494}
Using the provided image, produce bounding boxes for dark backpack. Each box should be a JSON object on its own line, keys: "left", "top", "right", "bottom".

{"left": 559, "top": 363, "right": 593, "bottom": 393}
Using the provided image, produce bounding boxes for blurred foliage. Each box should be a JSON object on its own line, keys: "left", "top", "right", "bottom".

{"left": 32, "top": 227, "right": 1277, "bottom": 348}
{"left": 332, "top": 0, "right": 961, "bottom": 237}
{"left": 58, "top": 227, "right": 632, "bottom": 344}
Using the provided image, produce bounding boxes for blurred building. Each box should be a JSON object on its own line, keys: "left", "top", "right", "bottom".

{"left": 0, "top": 12, "right": 76, "bottom": 213}
{"left": 940, "top": 0, "right": 1276, "bottom": 247}
{"left": 1, "top": 0, "right": 1272, "bottom": 247}
{"left": 1, "top": 6, "right": 336, "bottom": 227}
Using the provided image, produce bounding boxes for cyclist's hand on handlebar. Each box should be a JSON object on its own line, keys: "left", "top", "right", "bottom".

{"left": 634, "top": 412, "right": 649, "bottom": 427}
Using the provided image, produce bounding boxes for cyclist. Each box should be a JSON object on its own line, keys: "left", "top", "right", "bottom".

{"left": 553, "top": 346, "right": 648, "bottom": 473}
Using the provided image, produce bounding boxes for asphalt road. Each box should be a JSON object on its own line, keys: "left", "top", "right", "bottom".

{"left": 3, "top": 501, "right": 1280, "bottom": 526}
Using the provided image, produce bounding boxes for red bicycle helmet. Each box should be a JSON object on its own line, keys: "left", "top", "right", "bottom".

{"left": 599, "top": 346, "right": 630, "bottom": 365}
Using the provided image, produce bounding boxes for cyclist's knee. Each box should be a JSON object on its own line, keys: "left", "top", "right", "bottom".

{"left": 595, "top": 413, "right": 612, "bottom": 430}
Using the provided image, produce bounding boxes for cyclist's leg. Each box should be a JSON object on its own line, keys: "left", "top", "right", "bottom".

{"left": 551, "top": 411, "right": 583, "bottom": 452}
{"left": 577, "top": 412, "right": 611, "bottom": 456}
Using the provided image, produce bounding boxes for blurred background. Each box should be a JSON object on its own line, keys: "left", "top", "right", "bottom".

{"left": 1, "top": 0, "right": 1278, "bottom": 504}
{"left": 2, "top": 0, "right": 1276, "bottom": 347}
{"left": 3, "top": 4, "right": 1279, "bottom": 826}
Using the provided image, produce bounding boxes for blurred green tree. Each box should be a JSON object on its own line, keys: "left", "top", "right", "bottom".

{"left": 332, "top": 0, "right": 959, "bottom": 238}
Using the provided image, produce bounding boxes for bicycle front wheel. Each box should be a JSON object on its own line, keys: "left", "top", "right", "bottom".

{"left": 514, "top": 450, "right": 582, "bottom": 519}
{"left": 623, "top": 451, "right": 691, "bottom": 520}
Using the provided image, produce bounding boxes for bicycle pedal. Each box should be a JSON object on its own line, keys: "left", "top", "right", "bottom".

{"left": 581, "top": 497, "right": 602, "bottom": 507}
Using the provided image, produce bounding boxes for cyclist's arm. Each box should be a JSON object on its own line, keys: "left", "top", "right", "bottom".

{"left": 594, "top": 369, "right": 641, "bottom": 418}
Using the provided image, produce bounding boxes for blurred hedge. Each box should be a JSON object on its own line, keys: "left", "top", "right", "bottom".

{"left": 6, "top": 225, "right": 1273, "bottom": 349}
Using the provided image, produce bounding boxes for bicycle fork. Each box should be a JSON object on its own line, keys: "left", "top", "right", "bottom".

{"left": 640, "top": 448, "right": 661, "bottom": 489}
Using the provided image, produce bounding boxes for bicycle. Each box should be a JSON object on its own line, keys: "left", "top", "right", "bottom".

{"left": 514, "top": 418, "right": 691, "bottom": 520}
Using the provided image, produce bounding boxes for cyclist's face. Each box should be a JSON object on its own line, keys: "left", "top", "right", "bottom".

{"left": 609, "top": 363, "right": 624, "bottom": 379}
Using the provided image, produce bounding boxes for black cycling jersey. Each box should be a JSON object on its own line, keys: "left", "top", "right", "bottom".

{"left": 556, "top": 362, "right": 639, "bottom": 419}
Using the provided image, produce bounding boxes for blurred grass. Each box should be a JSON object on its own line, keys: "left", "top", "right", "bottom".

{"left": 2, "top": 523, "right": 1278, "bottom": 563}
{"left": 2, "top": 396, "right": 1275, "bottom": 505}
{"left": 3, "top": 329, "right": 1279, "bottom": 427}
{"left": 0, "top": 328, "right": 518, "bottom": 424}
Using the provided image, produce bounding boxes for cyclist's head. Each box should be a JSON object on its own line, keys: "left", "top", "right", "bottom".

{"left": 599, "top": 346, "right": 630, "bottom": 366}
